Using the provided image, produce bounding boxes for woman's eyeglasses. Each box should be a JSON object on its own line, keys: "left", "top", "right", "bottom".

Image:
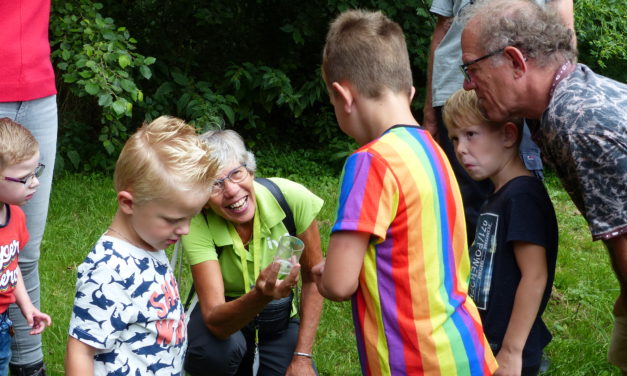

{"left": 211, "top": 164, "right": 249, "bottom": 195}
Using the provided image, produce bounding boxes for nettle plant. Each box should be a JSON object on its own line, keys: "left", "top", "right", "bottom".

{"left": 51, "top": 0, "right": 155, "bottom": 170}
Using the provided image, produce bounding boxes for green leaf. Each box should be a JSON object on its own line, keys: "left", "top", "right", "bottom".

{"left": 112, "top": 100, "right": 127, "bottom": 115}
{"left": 118, "top": 55, "right": 131, "bottom": 69}
{"left": 102, "top": 30, "right": 117, "bottom": 41}
{"left": 67, "top": 150, "right": 81, "bottom": 170}
{"left": 85, "top": 83, "right": 100, "bottom": 95}
{"left": 172, "top": 71, "right": 190, "bottom": 86}
{"left": 218, "top": 104, "right": 235, "bottom": 124}
{"left": 144, "top": 57, "right": 156, "bottom": 65}
{"left": 103, "top": 140, "right": 115, "bottom": 155}
{"left": 139, "top": 65, "right": 152, "bottom": 79}
{"left": 63, "top": 73, "right": 78, "bottom": 83}
{"left": 120, "top": 79, "right": 136, "bottom": 93}
{"left": 98, "top": 94, "right": 113, "bottom": 106}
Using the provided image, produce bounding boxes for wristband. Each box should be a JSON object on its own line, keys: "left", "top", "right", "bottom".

{"left": 293, "top": 352, "right": 313, "bottom": 358}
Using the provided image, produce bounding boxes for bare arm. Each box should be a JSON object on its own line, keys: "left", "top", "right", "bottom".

{"left": 13, "top": 266, "right": 51, "bottom": 334}
{"left": 313, "top": 231, "right": 369, "bottom": 301}
{"left": 65, "top": 336, "right": 96, "bottom": 376}
{"left": 192, "top": 256, "right": 299, "bottom": 340}
{"left": 495, "top": 241, "right": 548, "bottom": 376}
{"left": 287, "top": 221, "right": 324, "bottom": 375}
{"left": 423, "top": 15, "right": 453, "bottom": 139}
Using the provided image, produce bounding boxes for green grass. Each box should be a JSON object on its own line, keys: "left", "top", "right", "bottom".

{"left": 39, "top": 156, "right": 620, "bottom": 375}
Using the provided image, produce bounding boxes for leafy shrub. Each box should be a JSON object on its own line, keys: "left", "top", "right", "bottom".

{"left": 575, "top": 0, "right": 627, "bottom": 81}
{"left": 51, "top": 0, "right": 155, "bottom": 171}
{"left": 95, "top": 0, "right": 433, "bottom": 149}
{"left": 49, "top": 0, "right": 625, "bottom": 170}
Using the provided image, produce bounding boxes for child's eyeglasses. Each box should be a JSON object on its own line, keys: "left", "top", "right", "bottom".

{"left": 2, "top": 163, "right": 45, "bottom": 185}
{"left": 211, "top": 164, "right": 249, "bottom": 195}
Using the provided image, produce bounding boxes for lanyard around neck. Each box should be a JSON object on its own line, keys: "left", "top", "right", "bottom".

{"left": 228, "top": 213, "right": 261, "bottom": 293}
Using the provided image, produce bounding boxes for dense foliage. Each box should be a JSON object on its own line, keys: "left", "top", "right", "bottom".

{"left": 51, "top": 0, "right": 155, "bottom": 170}
{"left": 49, "top": 0, "right": 626, "bottom": 171}
{"left": 574, "top": 0, "right": 627, "bottom": 82}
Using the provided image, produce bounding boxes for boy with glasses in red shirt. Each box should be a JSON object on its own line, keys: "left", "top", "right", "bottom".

{"left": 0, "top": 118, "right": 52, "bottom": 375}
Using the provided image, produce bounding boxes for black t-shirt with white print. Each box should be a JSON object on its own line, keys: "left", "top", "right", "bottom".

{"left": 468, "top": 176, "right": 558, "bottom": 368}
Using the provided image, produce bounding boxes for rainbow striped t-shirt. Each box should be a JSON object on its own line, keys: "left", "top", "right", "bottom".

{"left": 333, "top": 125, "right": 497, "bottom": 375}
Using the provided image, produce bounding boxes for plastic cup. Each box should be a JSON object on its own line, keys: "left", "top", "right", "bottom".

{"left": 274, "top": 235, "right": 304, "bottom": 278}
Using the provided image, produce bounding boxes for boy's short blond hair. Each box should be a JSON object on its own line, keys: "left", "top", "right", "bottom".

{"left": 443, "top": 90, "right": 523, "bottom": 144}
{"left": 322, "top": 9, "right": 413, "bottom": 99}
{"left": 0, "top": 117, "right": 39, "bottom": 172}
{"left": 114, "top": 116, "right": 218, "bottom": 203}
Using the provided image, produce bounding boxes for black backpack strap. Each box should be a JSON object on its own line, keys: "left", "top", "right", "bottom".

{"left": 255, "top": 177, "right": 296, "bottom": 236}
{"left": 184, "top": 284, "right": 196, "bottom": 310}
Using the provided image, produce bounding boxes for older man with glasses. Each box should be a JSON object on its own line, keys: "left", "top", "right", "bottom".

{"left": 461, "top": 0, "right": 627, "bottom": 373}
{"left": 423, "top": 0, "right": 574, "bottom": 248}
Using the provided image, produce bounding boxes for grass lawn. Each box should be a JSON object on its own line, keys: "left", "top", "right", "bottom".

{"left": 38, "top": 149, "right": 620, "bottom": 375}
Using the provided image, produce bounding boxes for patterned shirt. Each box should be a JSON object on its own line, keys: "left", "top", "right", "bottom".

{"left": 332, "top": 125, "right": 497, "bottom": 375}
{"left": 539, "top": 64, "right": 627, "bottom": 240}
{"left": 69, "top": 236, "right": 186, "bottom": 376}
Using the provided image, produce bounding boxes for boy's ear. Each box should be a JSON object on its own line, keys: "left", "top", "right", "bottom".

{"left": 117, "top": 190, "right": 135, "bottom": 215}
{"left": 331, "top": 82, "right": 354, "bottom": 114}
{"left": 410, "top": 86, "right": 416, "bottom": 101}
{"left": 502, "top": 122, "right": 519, "bottom": 147}
{"left": 504, "top": 46, "right": 527, "bottom": 79}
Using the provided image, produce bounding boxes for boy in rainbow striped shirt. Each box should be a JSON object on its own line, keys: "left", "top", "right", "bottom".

{"left": 312, "top": 9, "right": 497, "bottom": 376}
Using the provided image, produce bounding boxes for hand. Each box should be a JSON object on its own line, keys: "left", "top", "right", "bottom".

{"left": 422, "top": 105, "right": 439, "bottom": 141}
{"left": 286, "top": 355, "right": 316, "bottom": 376}
{"left": 21, "top": 305, "right": 52, "bottom": 335}
{"left": 494, "top": 347, "right": 522, "bottom": 376}
{"left": 311, "top": 259, "right": 325, "bottom": 286}
{"left": 255, "top": 261, "right": 300, "bottom": 300}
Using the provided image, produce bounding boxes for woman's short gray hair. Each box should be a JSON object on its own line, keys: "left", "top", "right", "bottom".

{"left": 198, "top": 129, "right": 257, "bottom": 174}
{"left": 461, "top": 0, "right": 577, "bottom": 67}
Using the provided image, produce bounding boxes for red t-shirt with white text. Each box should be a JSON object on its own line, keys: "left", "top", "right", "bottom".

{"left": 0, "top": 204, "right": 29, "bottom": 313}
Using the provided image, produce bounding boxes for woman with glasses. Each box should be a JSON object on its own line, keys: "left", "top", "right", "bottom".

{"left": 182, "top": 129, "right": 324, "bottom": 376}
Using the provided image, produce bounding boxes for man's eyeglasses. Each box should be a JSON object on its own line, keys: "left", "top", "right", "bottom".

{"left": 211, "top": 164, "right": 249, "bottom": 195}
{"left": 460, "top": 48, "right": 505, "bottom": 82}
{"left": 2, "top": 163, "right": 45, "bottom": 185}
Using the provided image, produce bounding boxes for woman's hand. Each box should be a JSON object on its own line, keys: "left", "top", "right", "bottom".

{"left": 255, "top": 260, "right": 300, "bottom": 300}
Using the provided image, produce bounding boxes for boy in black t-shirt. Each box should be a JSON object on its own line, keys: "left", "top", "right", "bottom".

{"left": 443, "top": 89, "right": 558, "bottom": 376}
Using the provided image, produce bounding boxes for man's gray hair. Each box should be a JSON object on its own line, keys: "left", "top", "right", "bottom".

{"left": 199, "top": 129, "right": 257, "bottom": 174}
{"left": 461, "top": 0, "right": 576, "bottom": 67}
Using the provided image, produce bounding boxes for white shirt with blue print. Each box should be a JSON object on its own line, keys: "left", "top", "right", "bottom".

{"left": 69, "top": 235, "right": 186, "bottom": 376}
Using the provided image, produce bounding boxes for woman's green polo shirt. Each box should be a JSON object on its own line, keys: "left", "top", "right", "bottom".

{"left": 182, "top": 178, "right": 323, "bottom": 298}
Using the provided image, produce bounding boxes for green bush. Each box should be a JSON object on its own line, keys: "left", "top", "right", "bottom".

{"left": 51, "top": 0, "right": 154, "bottom": 171}
{"left": 84, "top": 0, "right": 433, "bottom": 149}
{"left": 49, "top": 0, "right": 626, "bottom": 170}
{"left": 575, "top": 0, "right": 627, "bottom": 82}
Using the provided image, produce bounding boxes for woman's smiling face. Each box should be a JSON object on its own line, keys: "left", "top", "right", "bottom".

{"left": 206, "top": 162, "right": 256, "bottom": 225}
